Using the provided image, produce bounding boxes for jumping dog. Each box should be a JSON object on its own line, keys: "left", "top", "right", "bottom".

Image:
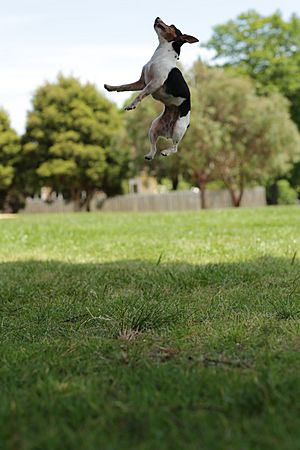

{"left": 104, "top": 17, "right": 198, "bottom": 160}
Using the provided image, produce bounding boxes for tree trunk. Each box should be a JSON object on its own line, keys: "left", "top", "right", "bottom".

{"left": 85, "top": 191, "right": 93, "bottom": 212}
{"left": 80, "top": 190, "right": 94, "bottom": 212}
{"left": 269, "top": 182, "right": 278, "bottom": 205}
{"left": 72, "top": 189, "right": 82, "bottom": 211}
{"left": 198, "top": 177, "right": 207, "bottom": 209}
{"left": 229, "top": 186, "right": 244, "bottom": 207}
{"left": 171, "top": 175, "right": 179, "bottom": 191}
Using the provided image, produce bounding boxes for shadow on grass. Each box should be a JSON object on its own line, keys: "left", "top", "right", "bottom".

{"left": 1, "top": 256, "right": 299, "bottom": 341}
{"left": 1, "top": 257, "right": 300, "bottom": 450}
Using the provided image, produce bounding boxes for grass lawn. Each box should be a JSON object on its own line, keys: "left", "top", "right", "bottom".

{"left": 1, "top": 206, "right": 300, "bottom": 450}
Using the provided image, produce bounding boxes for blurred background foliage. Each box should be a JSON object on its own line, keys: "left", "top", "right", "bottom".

{"left": 1, "top": 10, "right": 300, "bottom": 211}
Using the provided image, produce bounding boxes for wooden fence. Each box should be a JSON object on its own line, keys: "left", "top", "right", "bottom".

{"left": 100, "top": 187, "right": 266, "bottom": 212}
{"left": 21, "top": 187, "right": 266, "bottom": 214}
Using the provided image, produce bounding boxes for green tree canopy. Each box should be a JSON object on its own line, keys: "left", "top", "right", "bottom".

{"left": 204, "top": 10, "right": 300, "bottom": 127}
{"left": 182, "top": 63, "right": 300, "bottom": 206}
{"left": 0, "top": 109, "right": 21, "bottom": 211}
{"left": 23, "top": 74, "right": 130, "bottom": 210}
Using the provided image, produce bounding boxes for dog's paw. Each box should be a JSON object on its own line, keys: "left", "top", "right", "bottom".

{"left": 124, "top": 103, "right": 136, "bottom": 111}
{"left": 161, "top": 146, "right": 177, "bottom": 157}
{"left": 104, "top": 84, "right": 115, "bottom": 92}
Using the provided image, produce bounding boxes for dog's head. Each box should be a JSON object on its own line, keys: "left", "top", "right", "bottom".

{"left": 154, "top": 17, "right": 199, "bottom": 46}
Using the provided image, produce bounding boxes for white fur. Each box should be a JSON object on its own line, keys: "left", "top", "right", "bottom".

{"left": 124, "top": 42, "right": 179, "bottom": 111}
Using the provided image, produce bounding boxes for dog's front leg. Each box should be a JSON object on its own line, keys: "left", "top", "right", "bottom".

{"left": 104, "top": 71, "right": 145, "bottom": 92}
{"left": 124, "top": 79, "right": 161, "bottom": 111}
{"left": 104, "top": 79, "right": 145, "bottom": 92}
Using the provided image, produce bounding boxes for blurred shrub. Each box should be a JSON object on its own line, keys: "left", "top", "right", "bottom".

{"left": 277, "top": 179, "right": 298, "bottom": 205}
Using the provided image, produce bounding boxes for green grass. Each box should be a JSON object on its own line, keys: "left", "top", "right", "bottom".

{"left": 0, "top": 207, "right": 299, "bottom": 450}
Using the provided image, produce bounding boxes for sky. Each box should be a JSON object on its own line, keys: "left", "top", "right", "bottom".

{"left": 1, "top": 0, "right": 299, "bottom": 133}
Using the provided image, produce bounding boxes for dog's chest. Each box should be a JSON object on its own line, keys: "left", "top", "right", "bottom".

{"left": 144, "top": 61, "right": 174, "bottom": 85}
{"left": 143, "top": 45, "right": 177, "bottom": 84}
{"left": 143, "top": 45, "right": 189, "bottom": 108}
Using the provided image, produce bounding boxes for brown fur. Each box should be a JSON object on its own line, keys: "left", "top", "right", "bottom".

{"left": 158, "top": 106, "right": 180, "bottom": 137}
{"left": 157, "top": 19, "right": 178, "bottom": 42}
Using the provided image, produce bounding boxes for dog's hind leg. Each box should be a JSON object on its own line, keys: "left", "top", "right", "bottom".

{"left": 161, "top": 113, "right": 190, "bottom": 157}
{"left": 144, "top": 115, "right": 162, "bottom": 161}
{"left": 145, "top": 106, "right": 182, "bottom": 160}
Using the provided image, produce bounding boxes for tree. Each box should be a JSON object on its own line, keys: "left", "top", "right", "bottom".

{"left": 0, "top": 109, "right": 22, "bottom": 212}
{"left": 204, "top": 10, "right": 300, "bottom": 128}
{"left": 101, "top": 127, "right": 133, "bottom": 197}
{"left": 180, "top": 64, "right": 223, "bottom": 207}
{"left": 204, "top": 10, "right": 300, "bottom": 202}
{"left": 181, "top": 62, "right": 300, "bottom": 207}
{"left": 23, "top": 74, "right": 130, "bottom": 210}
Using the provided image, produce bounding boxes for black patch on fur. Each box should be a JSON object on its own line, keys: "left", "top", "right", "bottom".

{"left": 171, "top": 25, "right": 183, "bottom": 56}
{"left": 164, "top": 68, "right": 191, "bottom": 117}
{"left": 179, "top": 98, "right": 191, "bottom": 117}
{"left": 171, "top": 25, "right": 182, "bottom": 37}
{"left": 172, "top": 41, "right": 183, "bottom": 56}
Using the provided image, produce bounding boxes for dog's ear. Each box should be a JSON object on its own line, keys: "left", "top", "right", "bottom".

{"left": 179, "top": 34, "right": 199, "bottom": 44}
